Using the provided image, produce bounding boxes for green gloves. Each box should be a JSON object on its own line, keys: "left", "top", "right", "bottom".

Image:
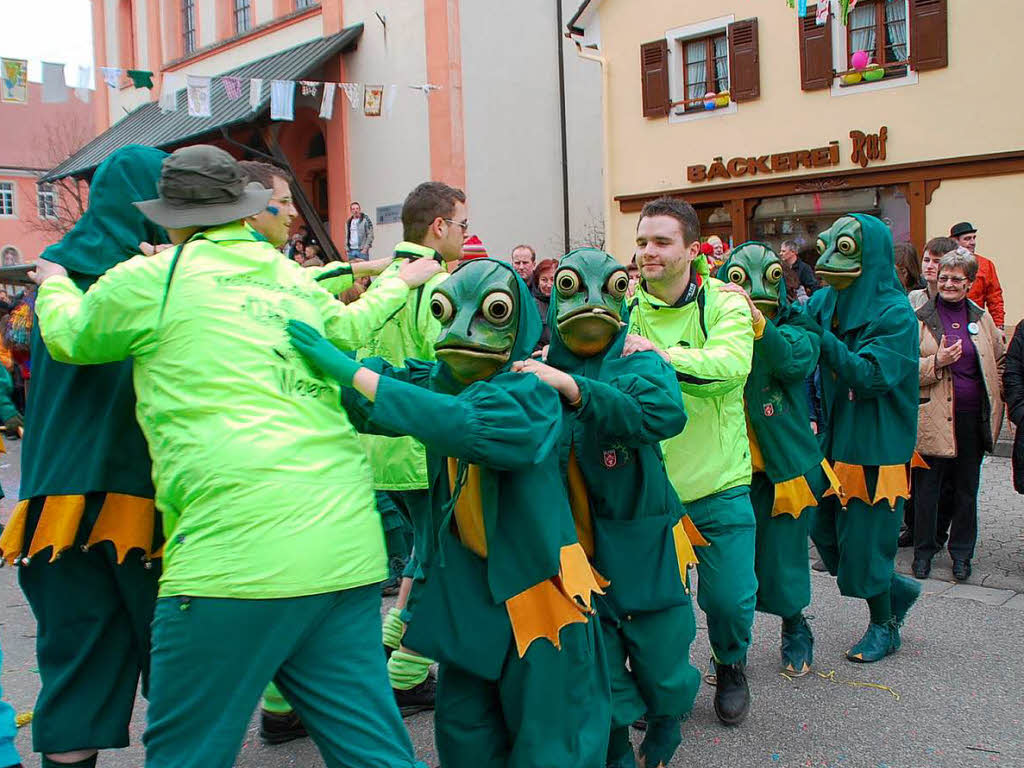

{"left": 287, "top": 320, "right": 362, "bottom": 386}
{"left": 388, "top": 649, "right": 432, "bottom": 690}
{"left": 382, "top": 607, "right": 405, "bottom": 650}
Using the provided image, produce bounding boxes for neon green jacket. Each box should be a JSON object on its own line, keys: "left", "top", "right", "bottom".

{"left": 35, "top": 222, "right": 411, "bottom": 599}
{"left": 627, "top": 258, "right": 754, "bottom": 503}
{"left": 357, "top": 242, "right": 450, "bottom": 491}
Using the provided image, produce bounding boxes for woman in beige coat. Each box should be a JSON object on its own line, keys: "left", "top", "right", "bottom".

{"left": 913, "top": 250, "right": 1004, "bottom": 581}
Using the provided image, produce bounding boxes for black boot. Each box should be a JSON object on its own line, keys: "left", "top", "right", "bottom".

{"left": 713, "top": 661, "right": 750, "bottom": 726}
{"left": 394, "top": 671, "right": 437, "bottom": 716}
{"left": 911, "top": 556, "right": 931, "bottom": 579}
{"left": 260, "top": 709, "right": 308, "bottom": 745}
{"left": 951, "top": 558, "right": 972, "bottom": 582}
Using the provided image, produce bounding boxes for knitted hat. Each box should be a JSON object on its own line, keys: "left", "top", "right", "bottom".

{"left": 462, "top": 234, "right": 489, "bottom": 259}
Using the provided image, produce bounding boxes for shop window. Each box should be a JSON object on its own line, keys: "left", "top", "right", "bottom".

{"left": 182, "top": 0, "right": 197, "bottom": 55}
{"left": 37, "top": 183, "right": 57, "bottom": 220}
{"left": 234, "top": 0, "right": 252, "bottom": 34}
{"left": 0, "top": 183, "right": 14, "bottom": 218}
{"left": 640, "top": 16, "right": 759, "bottom": 121}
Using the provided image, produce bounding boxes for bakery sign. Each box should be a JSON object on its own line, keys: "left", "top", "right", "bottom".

{"left": 686, "top": 126, "right": 889, "bottom": 183}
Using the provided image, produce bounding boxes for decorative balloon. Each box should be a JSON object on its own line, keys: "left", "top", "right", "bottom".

{"left": 704, "top": 91, "right": 717, "bottom": 110}
{"left": 842, "top": 72, "right": 863, "bottom": 85}
{"left": 715, "top": 91, "right": 731, "bottom": 108}
{"left": 863, "top": 63, "right": 885, "bottom": 81}
{"left": 851, "top": 50, "right": 870, "bottom": 70}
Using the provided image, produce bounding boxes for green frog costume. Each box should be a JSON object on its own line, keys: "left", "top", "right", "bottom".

{"left": 541, "top": 248, "right": 701, "bottom": 768}
{"left": 0, "top": 146, "right": 167, "bottom": 767}
{"left": 288, "top": 258, "right": 611, "bottom": 768}
{"left": 31, "top": 145, "right": 426, "bottom": 768}
{"left": 627, "top": 250, "right": 757, "bottom": 725}
{"left": 718, "top": 242, "right": 842, "bottom": 676}
{"left": 806, "top": 214, "right": 922, "bottom": 663}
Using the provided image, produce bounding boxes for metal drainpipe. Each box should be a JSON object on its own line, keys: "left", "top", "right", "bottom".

{"left": 572, "top": 41, "right": 610, "bottom": 252}
{"left": 556, "top": 0, "right": 571, "bottom": 254}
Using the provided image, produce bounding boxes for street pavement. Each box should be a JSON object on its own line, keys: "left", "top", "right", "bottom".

{"left": 1, "top": 442, "right": 1022, "bottom": 768}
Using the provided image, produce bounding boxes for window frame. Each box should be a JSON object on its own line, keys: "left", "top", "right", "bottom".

{"left": 182, "top": 0, "right": 197, "bottom": 56}
{"left": 234, "top": 0, "right": 252, "bottom": 35}
{"left": 665, "top": 14, "right": 738, "bottom": 125}
{"left": 0, "top": 182, "right": 16, "bottom": 218}
{"left": 295, "top": 0, "right": 318, "bottom": 8}
{"left": 36, "top": 182, "right": 57, "bottom": 220}
{"left": 831, "top": 0, "right": 917, "bottom": 96}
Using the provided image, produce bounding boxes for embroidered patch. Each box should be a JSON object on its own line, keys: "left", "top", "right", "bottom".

{"left": 603, "top": 450, "right": 617, "bottom": 469}
{"left": 763, "top": 403, "right": 774, "bottom": 417}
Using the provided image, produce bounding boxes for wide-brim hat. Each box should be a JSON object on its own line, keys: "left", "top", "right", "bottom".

{"left": 950, "top": 221, "right": 977, "bottom": 237}
{"left": 133, "top": 144, "right": 272, "bottom": 229}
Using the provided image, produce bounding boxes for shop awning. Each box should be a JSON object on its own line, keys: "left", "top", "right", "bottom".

{"left": 42, "top": 24, "right": 363, "bottom": 182}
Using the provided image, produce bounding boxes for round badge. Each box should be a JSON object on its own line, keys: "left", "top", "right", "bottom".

{"left": 968, "top": 322, "right": 980, "bottom": 335}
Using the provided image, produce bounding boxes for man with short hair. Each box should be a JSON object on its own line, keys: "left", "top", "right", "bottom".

{"left": 29, "top": 145, "right": 439, "bottom": 768}
{"left": 780, "top": 239, "right": 818, "bottom": 298}
{"left": 625, "top": 196, "right": 757, "bottom": 726}
{"left": 347, "top": 201, "right": 375, "bottom": 261}
{"left": 359, "top": 181, "right": 469, "bottom": 715}
{"left": 511, "top": 244, "right": 537, "bottom": 287}
{"left": 951, "top": 222, "right": 1004, "bottom": 328}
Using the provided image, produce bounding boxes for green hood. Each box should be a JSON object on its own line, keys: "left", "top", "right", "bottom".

{"left": 42, "top": 145, "right": 168, "bottom": 276}
{"left": 718, "top": 241, "right": 799, "bottom": 325}
{"left": 813, "top": 213, "right": 903, "bottom": 334}
{"left": 430, "top": 258, "right": 542, "bottom": 393}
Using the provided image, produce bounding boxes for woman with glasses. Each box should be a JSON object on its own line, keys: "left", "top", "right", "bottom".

{"left": 912, "top": 249, "right": 1005, "bottom": 581}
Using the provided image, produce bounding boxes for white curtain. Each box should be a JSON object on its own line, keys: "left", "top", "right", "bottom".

{"left": 686, "top": 40, "right": 707, "bottom": 101}
{"left": 713, "top": 36, "right": 730, "bottom": 92}
{"left": 849, "top": 4, "right": 876, "bottom": 59}
{"left": 885, "top": 0, "right": 908, "bottom": 62}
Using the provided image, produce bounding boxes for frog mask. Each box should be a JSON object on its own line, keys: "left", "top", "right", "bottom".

{"left": 552, "top": 248, "right": 628, "bottom": 358}
{"left": 430, "top": 260, "right": 522, "bottom": 385}
{"left": 720, "top": 242, "right": 785, "bottom": 319}
{"left": 815, "top": 216, "right": 863, "bottom": 290}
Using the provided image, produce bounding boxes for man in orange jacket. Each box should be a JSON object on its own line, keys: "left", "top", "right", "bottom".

{"left": 951, "top": 222, "right": 1004, "bottom": 328}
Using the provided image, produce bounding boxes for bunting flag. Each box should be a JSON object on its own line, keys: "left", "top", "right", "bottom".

{"left": 318, "top": 82, "right": 336, "bottom": 119}
{"left": 249, "top": 78, "right": 263, "bottom": 111}
{"left": 186, "top": 75, "right": 212, "bottom": 117}
{"left": 74, "top": 65, "right": 92, "bottom": 102}
{"left": 127, "top": 70, "right": 154, "bottom": 89}
{"left": 100, "top": 67, "right": 122, "bottom": 88}
{"left": 1, "top": 58, "right": 29, "bottom": 104}
{"left": 816, "top": 0, "right": 831, "bottom": 25}
{"left": 300, "top": 80, "right": 319, "bottom": 97}
{"left": 384, "top": 83, "right": 398, "bottom": 119}
{"left": 270, "top": 79, "right": 295, "bottom": 121}
{"left": 159, "top": 72, "right": 184, "bottom": 112}
{"left": 798, "top": 0, "right": 808, "bottom": 17}
{"left": 340, "top": 82, "right": 361, "bottom": 110}
{"left": 41, "top": 62, "right": 68, "bottom": 103}
{"left": 221, "top": 76, "right": 243, "bottom": 100}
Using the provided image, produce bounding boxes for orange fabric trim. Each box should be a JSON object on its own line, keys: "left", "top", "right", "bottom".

{"left": 873, "top": 464, "right": 911, "bottom": 508}
{"left": 28, "top": 495, "right": 86, "bottom": 562}
{"left": 447, "top": 458, "right": 487, "bottom": 558}
{"left": 0, "top": 434, "right": 6, "bottom": 453}
{"left": 681, "top": 514, "right": 709, "bottom": 547}
{"left": 86, "top": 494, "right": 159, "bottom": 562}
{"left": 746, "top": 415, "right": 766, "bottom": 473}
{"left": 823, "top": 462, "right": 870, "bottom": 507}
{"left": 504, "top": 543, "right": 605, "bottom": 658}
{"left": 671, "top": 519, "right": 699, "bottom": 584}
{"left": 771, "top": 474, "right": 817, "bottom": 519}
{"left": 567, "top": 448, "right": 595, "bottom": 558}
{"left": 911, "top": 451, "right": 930, "bottom": 470}
{"left": 0, "top": 500, "right": 29, "bottom": 565}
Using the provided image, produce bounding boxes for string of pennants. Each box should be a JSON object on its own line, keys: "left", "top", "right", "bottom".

{"left": 786, "top": 0, "right": 858, "bottom": 26}
{"left": 0, "top": 57, "right": 441, "bottom": 121}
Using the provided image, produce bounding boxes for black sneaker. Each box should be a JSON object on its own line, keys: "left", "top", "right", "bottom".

{"left": 381, "top": 575, "right": 401, "bottom": 597}
{"left": 713, "top": 662, "right": 750, "bottom": 726}
{"left": 260, "top": 709, "right": 308, "bottom": 745}
{"left": 911, "top": 556, "right": 931, "bottom": 580}
{"left": 394, "top": 672, "right": 436, "bottom": 716}
{"left": 951, "top": 558, "right": 972, "bottom": 582}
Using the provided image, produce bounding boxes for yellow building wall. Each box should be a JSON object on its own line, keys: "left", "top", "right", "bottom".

{"left": 597, "top": 0, "right": 1024, "bottom": 267}
{"left": 927, "top": 174, "right": 1024, "bottom": 327}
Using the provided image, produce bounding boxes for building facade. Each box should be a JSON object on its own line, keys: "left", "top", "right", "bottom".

{"left": 0, "top": 83, "right": 94, "bottom": 266}
{"left": 568, "top": 0, "right": 1023, "bottom": 325}
{"left": 71, "top": 0, "right": 602, "bottom": 261}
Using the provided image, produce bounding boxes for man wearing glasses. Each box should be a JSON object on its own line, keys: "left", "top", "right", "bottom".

{"left": 357, "top": 181, "right": 469, "bottom": 716}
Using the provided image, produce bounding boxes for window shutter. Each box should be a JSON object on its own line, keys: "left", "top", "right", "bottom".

{"left": 727, "top": 19, "right": 760, "bottom": 102}
{"left": 640, "top": 39, "right": 670, "bottom": 118}
{"left": 798, "top": 6, "right": 833, "bottom": 90}
{"left": 910, "top": 0, "right": 948, "bottom": 71}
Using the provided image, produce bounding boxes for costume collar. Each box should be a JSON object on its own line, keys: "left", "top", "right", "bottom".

{"left": 637, "top": 264, "right": 702, "bottom": 309}
{"left": 197, "top": 221, "right": 261, "bottom": 244}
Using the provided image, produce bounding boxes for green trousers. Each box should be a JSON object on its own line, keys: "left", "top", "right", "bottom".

{"left": 19, "top": 526, "right": 159, "bottom": 754}
{"left": 144, "top": 585, "right": 424, "bottom": 768}
{"left": 433, "top": 620, "right": 610, "bottom": 768}
{"left": 810, "top": 486, "right": 903, "bottom": 599}
{"left": 685, "top": 486, "right": 757, "bottom": 664}
{"left": 752, "top": 469, "right": 824, "bottom": 619}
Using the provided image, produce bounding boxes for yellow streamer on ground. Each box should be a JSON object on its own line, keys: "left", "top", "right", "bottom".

{"left": 779, "top": 668, "right": 900, "bottom": 700}
{"left": 15, "top": 711, "right": 32, "bottom": 727}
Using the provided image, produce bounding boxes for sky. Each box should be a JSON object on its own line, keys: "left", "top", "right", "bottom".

{"left": 0, "top": 0, "right": 94, "bottom": 84}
